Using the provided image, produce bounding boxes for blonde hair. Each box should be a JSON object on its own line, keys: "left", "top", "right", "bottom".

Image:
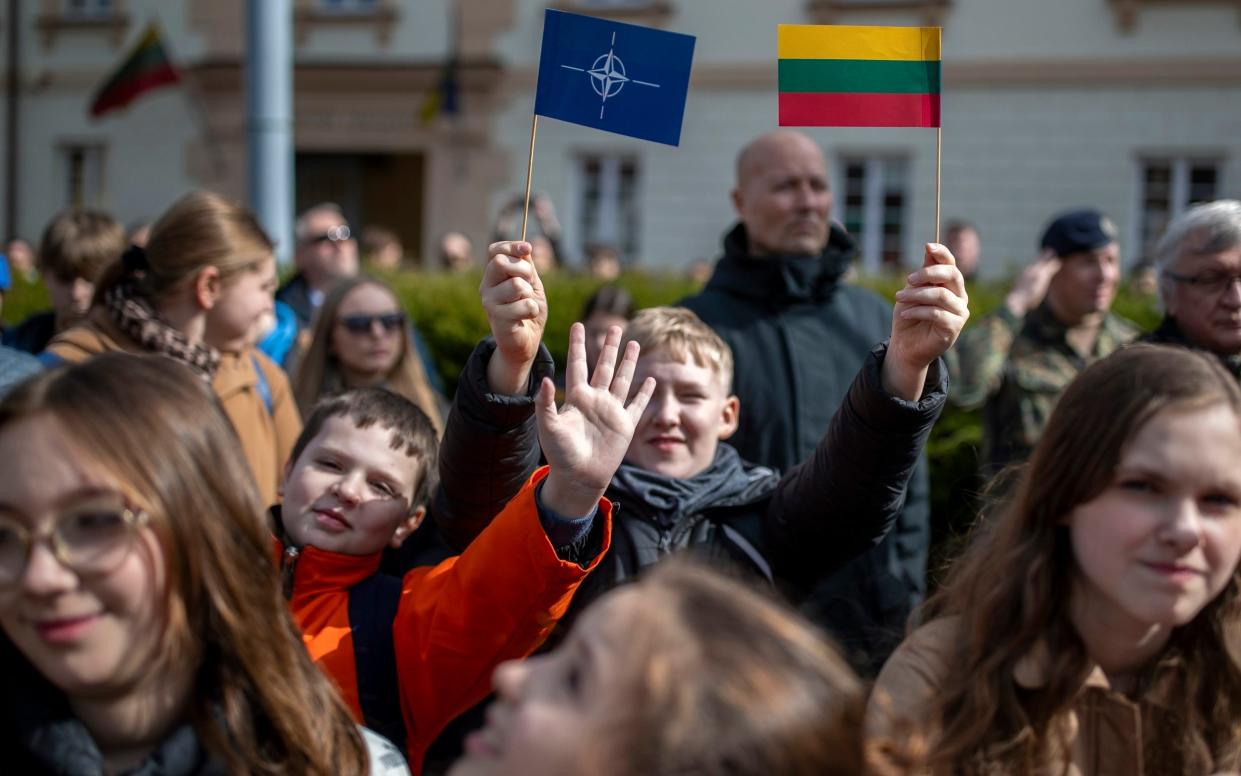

{"left": 623, "top": 307, "right": 734, "bottom": 391}
{"left": 292, "top": 276, "right": 444, "bottom": 431}
{"left": 95, "top": 191, "right": 273, "bottom": 304}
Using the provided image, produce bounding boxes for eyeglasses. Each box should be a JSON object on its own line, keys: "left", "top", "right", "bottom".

{"left": 1163, "top": 270, "right": 1241, "bottom": 295}
{"left": 337, "top": 312, "right": 406, "bottom": 335}
{"left": 307, "top": 225, "right": 352, "bottom": 245}
{"left": 0, "top": 504, "right": 149, "bottom": 588}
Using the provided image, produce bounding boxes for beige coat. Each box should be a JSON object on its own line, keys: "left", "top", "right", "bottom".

{"left": 869, "top": 617, "right": 1184, "bottom": 776}
{"left": 47, "top": 311, "right": 302, "bottom": 508}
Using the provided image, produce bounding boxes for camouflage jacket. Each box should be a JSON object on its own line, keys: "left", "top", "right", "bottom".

{"left": 1139, "top": 316, "right": 1241, "bottom": 382}
{"left": 948, "top": 301, "right": 1140, "bottom": 472}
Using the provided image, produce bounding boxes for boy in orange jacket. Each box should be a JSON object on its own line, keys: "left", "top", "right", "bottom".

{"left": 273, "top": 326, "right": 652, "bottom": 773}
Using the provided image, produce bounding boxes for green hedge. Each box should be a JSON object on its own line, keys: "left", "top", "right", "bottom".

{"left": 3, "top": 269, "right": 1160, "bottom": 568}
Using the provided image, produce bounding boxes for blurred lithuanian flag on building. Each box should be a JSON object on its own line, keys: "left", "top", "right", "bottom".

{"left": 89, "top": 23, "right": 182, "bottom": 119}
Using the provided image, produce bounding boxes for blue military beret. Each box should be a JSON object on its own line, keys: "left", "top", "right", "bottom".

{"left": 1039, "top": 209, "right": 1118, "bottom": 257}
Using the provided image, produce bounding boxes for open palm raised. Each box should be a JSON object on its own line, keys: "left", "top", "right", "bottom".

{"left": 537, "top": 323, "right": 655, "bottom": 517}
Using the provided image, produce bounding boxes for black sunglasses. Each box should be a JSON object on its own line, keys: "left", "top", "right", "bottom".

{"left": 337, "top": 312, "right": 405, "bottom": 334}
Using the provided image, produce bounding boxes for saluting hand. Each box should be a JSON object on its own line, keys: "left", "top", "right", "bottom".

{"left": 481, "top": 240, "right": 548, "bottom": 394}
{"left": 538, "top": 323, "right": 656, "bottom": 517}
{"left": 885, "top": 243, "right": 970, "bottom": 400}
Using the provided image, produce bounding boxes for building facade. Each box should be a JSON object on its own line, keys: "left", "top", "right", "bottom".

{"left": 2, "top": 0, "right": 1240, "bottom": 275}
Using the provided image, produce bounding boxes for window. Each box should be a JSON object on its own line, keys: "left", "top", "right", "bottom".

{"left": 294, "top": 0, "right": 396, "bottom": 45}
{"left": 574, "top": 0, "right": 658, "bottom": 7}
{"left": 561, "top": 0, "right": 673, "bottom": 23}
{"left": 839, "top": 156, "right": 909, "bottom": 271}
{"left": 59, "top": 143, "right": 106, "bottom": 208}
{"left": 37, "top": 0, "right": 128, "bottom": 49}
{"left": 315, "top": 0, "right": 379, "bottom": 12}
{"left": 807, "top": 0, "right": 951, "bottom": 26}
{"left": 576, "top": 154, "right": 640, "bottom": 265}
{"left": 1135, "top": 157, "right": 1221, "bottom": 263}
{"left": 62, "top": 0, "right": 112, "bottom": 16}
{"left": 1109, "top": 0, "right": 1241, "bottom": 33}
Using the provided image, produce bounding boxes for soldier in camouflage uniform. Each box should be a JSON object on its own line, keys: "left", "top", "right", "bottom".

{"left": 950, "top": 210, "right": 1139, "bottom": 473}
{"left": 1141, "top": 199, "right": 1241, "bottom": 380}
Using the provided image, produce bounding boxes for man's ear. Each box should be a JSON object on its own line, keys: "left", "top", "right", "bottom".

{"left": 718, "top": 395, "right": 740, "bottom": 441}
{"left": 390, "top": 506, "right": 427, "bottom": 549}
{"left": 193, "top": 265, "right": 222, "bottom": 310}
{"left": 730, "top": 186, "right": 744, "bottom": 219}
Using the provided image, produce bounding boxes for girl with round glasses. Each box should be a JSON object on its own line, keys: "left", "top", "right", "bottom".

{"left": 869, "top": 344, "right": 1241, "bottom": 774}
{"left": 293, "top": 276, "right": 443, "bottom": 431}
{"left": 0, "top": 354, "right": 406, "bottom": 774}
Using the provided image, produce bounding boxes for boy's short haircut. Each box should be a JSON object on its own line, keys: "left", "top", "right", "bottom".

{"left": 623, "top": 307, "right": 734, "bottom": 392}
{"left": 291, "top": 387, "right": 439, "bottom": 510}
{"left": 38, "top": 208, "right": 126, "bottom": 283}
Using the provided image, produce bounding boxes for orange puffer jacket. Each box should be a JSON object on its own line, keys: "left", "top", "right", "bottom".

{"left": 276, "top": 467, "right": 612, "bottom": 774}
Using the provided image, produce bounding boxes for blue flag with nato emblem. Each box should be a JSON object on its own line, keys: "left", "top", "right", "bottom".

{"left": 534, "top": 9, "right": 695, "bottom": 146}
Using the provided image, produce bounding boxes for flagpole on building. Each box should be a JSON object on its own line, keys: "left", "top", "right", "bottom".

{"left": 520, "top": 115, "right": 539, "bottom": 242}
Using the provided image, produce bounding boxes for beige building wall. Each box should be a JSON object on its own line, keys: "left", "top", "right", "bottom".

{"left": 2, "top": 0, "right": 1239, "bottom": 275}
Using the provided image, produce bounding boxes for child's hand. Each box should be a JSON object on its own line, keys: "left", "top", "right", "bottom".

{"left": 481, "top": 240, "right": 548, "bottom": 394}
{"left": 886, "top": 243, "right": 970, "bottom": 400}
{"left": 538, "top": 323, "right": 655, "bottom": 516}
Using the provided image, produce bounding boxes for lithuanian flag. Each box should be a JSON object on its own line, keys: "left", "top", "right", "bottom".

{"left": 89, "top": 23, "right": 181, "bottom": 119}
{"left": 777, "top": 25, "right": 941, "bottom": 128}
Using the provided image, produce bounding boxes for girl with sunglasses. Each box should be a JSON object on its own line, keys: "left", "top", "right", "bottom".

{"left": 292, "top": 276, "right": 443, "bottom": 431}
{"left": 0, "top": 353, "right": 407, "bottom": 774}
{"left": 869, "top": 344, "right": 1241, "bottom": 774}
{"left": 45, "top": 191, "right": 302, "bottom": 508}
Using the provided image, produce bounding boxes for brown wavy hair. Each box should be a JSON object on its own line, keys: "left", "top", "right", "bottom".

{"left": 589, "top": 560, "right": 909, "bottom": 776}
{"left": 919, "top": 344, "right": 1241, "bottom": 774}
{"left": 292, "top": 275, "right": 443, "bottom": 430}
{"left": 0, "top": 354, "right": 369, "bottom": 774}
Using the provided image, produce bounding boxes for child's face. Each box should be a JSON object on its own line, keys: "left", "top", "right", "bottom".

{"left": 448, "top": 587, "right": 643, "bottom": 776}
{"left": 44, "top": 272, "right": 94, "bottom": 326}
{"left": 625, "top": 352, "right": 739, "bottom": 479}
{"left": 0, "top": 416, "right": 169, "bottom": 701}
{"left": 204, "top": 256, "right": 277, "bottom": 352}
{"left": 281, "top": 416, "right": 422, "bottom": 556}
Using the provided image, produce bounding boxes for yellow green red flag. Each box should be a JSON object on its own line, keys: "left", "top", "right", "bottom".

{"left": 777, "top": 24, "right": 941, "bottom": 128}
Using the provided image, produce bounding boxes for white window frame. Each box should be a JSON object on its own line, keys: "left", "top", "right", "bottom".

{"left": 61, "top": 0, "right": 112, "bottom": 17}
{"left": 835, "top": 153, "right": 911, "bottom": 272}
{"left": 58, "top": 142, "right": 107, "bottom": 209}
{"left": 572, "top": 152, "right": 641, "bottom": 266}
{"left": 1130, "top": 155, "right": 1223, "bottom": 265}
{"left": 314, "top": 0, "right": 380, "bottom": 13}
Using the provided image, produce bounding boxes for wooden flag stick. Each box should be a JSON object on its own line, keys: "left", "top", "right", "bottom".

{"left": 521, "top": 115, "right": 539, "bottom": 242}
{"left": 934, "top": 126, "right": 942, "bottom": 244}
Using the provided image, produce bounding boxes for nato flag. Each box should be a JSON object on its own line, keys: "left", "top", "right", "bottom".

{"left": 534, "top": 9, "right": 696, "bottom": 146}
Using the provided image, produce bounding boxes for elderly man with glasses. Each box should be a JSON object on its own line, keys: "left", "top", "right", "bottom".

{"left": 1142, "top": 200, "right": 1241, "bottom": 379}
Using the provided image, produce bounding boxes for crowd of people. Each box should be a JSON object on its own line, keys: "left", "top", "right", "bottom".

{"left": 0, "top": 126, "right": 1239, "bottom": 774}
